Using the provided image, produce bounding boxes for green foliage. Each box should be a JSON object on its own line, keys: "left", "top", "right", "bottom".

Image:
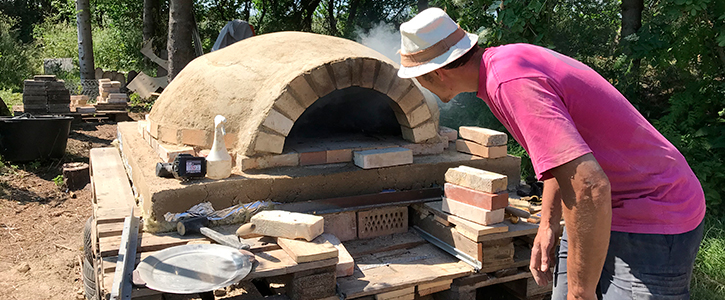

{"left": 52, "top": 174, "right": 64, "bottom": 187}
{"left": 0, "top": 89, "right": 23, "bottom": 108}
{"left": 0, "top": 13, "right": 41, "bottom": 91}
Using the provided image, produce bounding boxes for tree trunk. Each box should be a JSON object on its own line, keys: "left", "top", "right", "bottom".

{"left": 75, "top": 0, "right": 95, "bottom": 82}
{"left": 167, "top": 0, "right": 195, "bottom": 82}
{"left": 301, "top": 0, "right": 322, "bottom": 32}
{"left": 345, "top": 0, "right": 360, "bottom": 36}
{"left": 327, "top": 0, "right": 338, "bottom": 36}
{"left": 620, "top": 0, "right": 644, "bottom": 71}
{"left": 417, "top": 0, "right": 428, "bottom": 11}
{"left": 143, "top": 0, "right": 159, "bottom": 42}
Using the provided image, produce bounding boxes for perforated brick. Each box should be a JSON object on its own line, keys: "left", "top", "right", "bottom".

{"left": 357, "top": 206, "right": 408, "bottom": 239}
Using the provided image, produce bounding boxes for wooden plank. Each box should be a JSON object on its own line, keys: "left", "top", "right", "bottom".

{"left": 476, "top": 220, "right": 539, "bottom": 242}
{"left": 344, "top": 230, "right": 426, "bottom": 257}
{"left": 419, "top": 202, "right": 508, "bottom": 242}
{"left": 248, "top": 249, "right": 338, "bottom": 279}
{"left": 411, "top": 212, "right": 481, "bottom": 261}
{"left": 90, "top": 147, "right": 136, "bottom": 223}
{"left": 277, "top": 236, "right": 339, "bottom": 263}
{"left": 97, "top": 221, "right": 143, "bottom": 238}
{"left": 337, "top": 243, "right": 473, "bottom": 299}
{"left": 453, "top": 269, "right": 532, "bottom": 290}
{"left": 417, "top": 279, "right": 452, "bottom": 296}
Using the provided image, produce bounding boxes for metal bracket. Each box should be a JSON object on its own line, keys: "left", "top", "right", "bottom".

{"left": 110, "top": 213, "right": 140, "bottom": 300}
{"left": 413, "top": 226, "right": 482, "bottom": 271}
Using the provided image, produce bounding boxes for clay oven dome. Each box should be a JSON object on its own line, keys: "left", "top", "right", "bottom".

{"left": 148, "top": 32, "right": 438, "bottom": 159}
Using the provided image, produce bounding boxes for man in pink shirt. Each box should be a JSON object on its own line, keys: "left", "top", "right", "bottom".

{"left": 399, "top": 8, "right": 705, "bottom": 300}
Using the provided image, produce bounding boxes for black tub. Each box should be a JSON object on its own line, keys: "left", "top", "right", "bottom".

{"left": 0, "top": 115, "right": 73, "bottom": 162}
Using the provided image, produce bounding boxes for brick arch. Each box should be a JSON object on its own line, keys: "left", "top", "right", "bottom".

{"left": 252, "top": 59, "right": 438, "bottom": 155}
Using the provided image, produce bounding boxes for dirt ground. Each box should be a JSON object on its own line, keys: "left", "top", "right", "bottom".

{"left": 0, "top": 119, "right": 124, "bottom": 300}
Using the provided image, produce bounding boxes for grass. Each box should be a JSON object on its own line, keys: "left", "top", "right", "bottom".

{"left": 0, "top": 89, "right": 22, "bottom": 109}
{"left": 691, "top": 216, "right": 725, "bottom": 299}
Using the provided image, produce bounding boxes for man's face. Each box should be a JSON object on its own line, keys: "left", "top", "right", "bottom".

{"left": 415, "top": 71, "right": 456, "bottom": 103}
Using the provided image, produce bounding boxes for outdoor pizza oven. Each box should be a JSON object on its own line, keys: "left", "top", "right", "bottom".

{"left": 119, "top": 32, "right": 520, "bottom": 230}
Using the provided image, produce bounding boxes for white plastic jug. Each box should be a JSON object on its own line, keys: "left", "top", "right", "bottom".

{"left": 206, "top": 115, "right": 232, "bottom": 179}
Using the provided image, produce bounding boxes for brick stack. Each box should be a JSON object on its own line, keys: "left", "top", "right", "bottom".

{"left": 443, "top": 166, "right": 508, "bottom": 226}
{"left": 456, "top": 126, "right": 508, "bottom": 158}
{"left": 22, "top": 75, "right": 71, "bottom": 114}
{"left": 96, "top": 78, "right": 127, "bottom": 111}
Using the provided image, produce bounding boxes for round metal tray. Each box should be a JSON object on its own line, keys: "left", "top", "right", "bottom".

{"left": 136, "top": 244, "right": 253, "bottom": 294}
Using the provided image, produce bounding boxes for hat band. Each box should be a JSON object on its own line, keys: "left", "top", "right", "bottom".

{"left": 400, "top": 27, "right": 466, "bottom": 68}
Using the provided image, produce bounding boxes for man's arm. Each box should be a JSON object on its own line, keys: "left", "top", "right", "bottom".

{"left": 550, "top": 153, "right": 611, "bottom": 300}
{"left": 530, "top": 177, "right": 562, "bottom": 286}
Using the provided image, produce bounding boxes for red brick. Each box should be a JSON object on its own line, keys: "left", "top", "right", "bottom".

{"left": 444, "top": 183, "right": 509, "bottom": 211}
{"left": 299, "top": 151, "right": 327, "bottom": 166}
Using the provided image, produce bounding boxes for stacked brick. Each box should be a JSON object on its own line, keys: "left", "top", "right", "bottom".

{"left": 96, "top": 78, "right": 127, "bottom": 110}
{"left": 443, "top": 166, "right": 508, "bottom": 226}
{"left": 22, "top": 75, "right": 71, "bottom": 114}
{"left": 456, "top": 126, "right": 508, "bottom": 158}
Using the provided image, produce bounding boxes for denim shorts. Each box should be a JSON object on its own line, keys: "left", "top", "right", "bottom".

{"left": 552, "top": 221, "right": 704, "bottom": 300}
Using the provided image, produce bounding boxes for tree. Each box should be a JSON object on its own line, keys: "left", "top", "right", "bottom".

{"left": 167, "top": 0, "right": 194, "bottom": 81}
{"left": 75, "top": 0, "right": 95, "bottom": 82}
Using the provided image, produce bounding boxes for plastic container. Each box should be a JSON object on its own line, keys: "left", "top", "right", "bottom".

{"left": 0, "top": 115, "right": 73, "bottom": 162}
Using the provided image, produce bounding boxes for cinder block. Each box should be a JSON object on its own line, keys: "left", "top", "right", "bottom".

{"left": 274, "top": 91, "right": 306, "bottom": 121}
{"left": 373, "top": 64, "right": 396, "bottom": 94}
{"left": 262, "top": 109, "right": 294, "bottom": 136}
{"left": 309, "top": 66, "right": 336, "bottom": 97}
{"left": 322, "top": 211, "right": 357, "bottom": 241}
{"left": 253, "top": 131, "right": 285, "bottom": 154}
{"left": 288, "top": 75, "right": 318, "bottom": 108}
{"left": 353, "top": 147, "right": 413, "bottom": 169}
{"left": 288, "top": 271, "right": 336, "bottom": 300}
{"left": 439, "top": 126, "right": 458, "bottom": 143}
{"left": 442, "top": 198, "right": 505, "bottom": 225}
{"left": 237, "top": 152, "right": 299, "bottom": 171}
{"left": 357, "top": 206, "right": 408, "bottom": 239}
{"left": 331, "top": 60, "right": 352, "bottom": 90}
{"left": 319, "top": 233, "right": 355, "bottom": 277}
{"left": 157, "top": 125, "right": 179, "bottom": 144}
{"left": 396, "top": 86, "right": 425, "bottom": 113}
{"left": 456, "top": 139, "right": 507, "bottom": 158}
{"left": 361, "top": 59, "right": 377, "bottom": 89}
{"left": 387, "top": 76, "right": 413, "bottom": 102}
{"left": 458, "top": 126, "right": 507, "bottom": 146}
{"left": 444, "top": 183, "right": 508, "bottom": 211}
{"left": 156, "top": 142, "right": 195, "bottom": 163}
{"left": 445, "top": 165, "right": 508, "bottom": 193}
{"left": 326, "top": 148, "right": 352, "bottom": 163}
{"left": 181, "top": 128, "right": 211, "bottom": 147}
{"left": 300, "top": 151, "right": 327, "bottom": 166}
{"left": 401, "top": 121, "right": 438, "bottom": 143}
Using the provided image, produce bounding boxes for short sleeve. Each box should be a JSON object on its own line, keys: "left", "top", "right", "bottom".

{"left": 492, "top": 77, "right": 592, "bottom": 180}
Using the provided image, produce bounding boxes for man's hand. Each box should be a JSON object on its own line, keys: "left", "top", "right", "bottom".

{"left": 530, "top": 221, "right": 560, "bottom": 286}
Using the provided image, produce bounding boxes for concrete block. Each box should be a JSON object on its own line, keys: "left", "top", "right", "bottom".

{"left": 439, "top": 126, "right": 458, "bottom": 143}
{"left": 357, "top": 206, "right": 408, "bottom": 239}
{"left": 353, "top": 147, "right": 413, "bottom": 169}
{"left": 331, "top": 60, "right": 352, "bottom": 90}
{"left": 326, "top": 148, "right": 352, "bottom": 163}
{"left": 456, "top": 140, "right": 507, "bottom": 159}
{"left": 319, "top": 233, "right": 355, "bottom": 277}
{"left": 309, "top": 66, "right": 336, "bottom": 97}
{"left": 322, "top": 211, "right": 357, "bottom": 241}
{"left": 253, "top": 131, "right": 285, "bottom": 154}
{"left": 157, "top": 126, "right": 179, "bottom": 144}
{"left": 181, "top": 128, "right": 211, "bottom": 147}
{"left": 289, "top": 75, "right": 318, "bottom": 108}
{"left": 237, "top": 152, "right": 299, "bottom": 171}
{"left": 300, "top": 151, "right": 327, "bottom": 166}
{"left": 373, "top": 64, "right": 396, "bottom": 94}
{"left": 288, "top": 271, "right": 336, "bottom": 300}
{"left": 401, "top": 121, "right": 438, "bottom": 143}
{"left": 387, "top": 76, "right": 413, "bottom": 102}
{"left": 361, "top": 59, "right": 377, "bottom": 88}
{"left": 396, "top": 86, "right": 425, "bottom": 113}
{"left": 274, "top": 91, "right": 306, "bottom": 121}
{"left": 445, "top": 165, "right": 508, "bottom": 193}
{"left": 262, "top": 109, "right": 294, "bottom": 136}
{"left": 442, "top": 198, "right": 505, "bottom": 225}
{"left": 394, "top": 103, "right": 431, "bottom": 128}
{"left": 444, "top": 183, "right": 508, "bottom": 211}
{"left": 156, "top": 142, "right": 195, "bottom": 163}
{"left": 458, "top": 126, "right": 507, "bottom": 146}
{"left": 251, "top": 210, "right": 324, "bottom": 241}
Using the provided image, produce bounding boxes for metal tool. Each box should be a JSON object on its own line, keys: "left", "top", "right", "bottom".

{"left": 156, "top": 154, "right": 206, "bottom": 180}
{"left": 413, "top": 226, "right": 482, "bottom": 271}
{"left": 177, "top": 216, "right": 250, "bottom": 250}
{"left": 135, "top": 244, "right": 253, "bottom": 294}
{"left": 110, "top": 214, "right": 140, "bottom": 300}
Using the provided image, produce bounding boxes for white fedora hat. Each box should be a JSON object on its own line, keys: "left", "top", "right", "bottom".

{"left": 398, "top": 8, "right": 478, "bottom": 79}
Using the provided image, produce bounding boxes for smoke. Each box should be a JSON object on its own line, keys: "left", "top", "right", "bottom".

{"left": 355, "top": 22, "right": 401, "bottom": 65}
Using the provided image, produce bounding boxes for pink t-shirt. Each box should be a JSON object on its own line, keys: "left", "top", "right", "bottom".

{"left": 476, "top": 43, "right": 705, "bottom": 234}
